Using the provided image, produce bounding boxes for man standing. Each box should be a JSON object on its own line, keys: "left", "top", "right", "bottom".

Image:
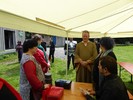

{"left": 49, "top": 40, "right": 55, "bottom": 63}
{"left": 64, "top": 38, "right": 77, "bottom": 70}
{"left": 16, "top": 41, "right": 23, "bottom": 62}
{"left": 74, "top": 30, "right": 97, "bottom": 83}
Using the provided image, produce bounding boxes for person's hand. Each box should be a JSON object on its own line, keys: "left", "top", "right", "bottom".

{"left": 87, "top": 60, "right": 92, "bottom": 64}
{"left": 43, "top": 67, "right": 49, "bottom": 73}
{"left": 44, "top": 84, "right": 50, "bottom": 89}
{"left": 80, "top": 61, "right": 88, "bottom": 67}
{"left": 47, "top": 62, "right": 50, "bottom": 68}
{"left": 87, "top": 89, "right": 96, "bottom": 95}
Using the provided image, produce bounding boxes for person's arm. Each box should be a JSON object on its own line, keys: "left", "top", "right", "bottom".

{"left": 34, "top": 52, "right": 49, "bottom": 73}
{"left": 97, "top": 88, "right": 112, "bottom": 100}
{"left": 52, "top": 42, "right": 55, "bottom": 47}
{"left": 74, "top": 43, "right": 82, "bottom": 64}
{"left": 34, "top": 51, "right": 48, "bottom": 68}
{"left": 64, "top": 43, "right": 67, "bottom": 50}
{"left": 86, "top": 43, "right": 98, "bottom": 64}
{"left": 23, "top": 61, "right": 44, "bottom": 91}
{"left": 16, "top": 45, "right": 19, "bottom": 51}
{"left": 64, "top": 43, "right": 67, "bottom": 55}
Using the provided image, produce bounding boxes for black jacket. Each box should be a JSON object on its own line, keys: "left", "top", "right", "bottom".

{"left": 92, "top": 52, "right": 117, "bottom": 91}
{"left": 96, "top": 74, "right": 129, "bottom": 100}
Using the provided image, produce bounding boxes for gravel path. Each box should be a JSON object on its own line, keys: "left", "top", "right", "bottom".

{"left": 46, "top": 47, "right": 66, "bottom": 60}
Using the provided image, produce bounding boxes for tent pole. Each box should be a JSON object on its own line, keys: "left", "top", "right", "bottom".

{"left": 65, "top": 31, "right": 69, "bottom": 78}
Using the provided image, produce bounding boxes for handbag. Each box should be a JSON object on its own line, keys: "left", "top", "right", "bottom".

{"left": 55, "top": 79, "right": 72, "bottom": 89}
{"left": 42, "top": 86, "right": 64, "bottom": 100}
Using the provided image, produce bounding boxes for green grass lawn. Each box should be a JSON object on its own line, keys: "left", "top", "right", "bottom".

{"left": 0, "top": 46, "right": 133, "bottom": 94}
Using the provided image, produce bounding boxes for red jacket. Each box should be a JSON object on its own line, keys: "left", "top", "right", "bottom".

{"left": 23, "top": 61, "right": 44, "bottom": 91}
{"left": 33, "top": 48, "right": 49, "bottom": 73}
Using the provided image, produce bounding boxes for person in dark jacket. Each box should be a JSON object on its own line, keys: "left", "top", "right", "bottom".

{"left": 86, "top": 56, "right": 129, "bottom": 100}
{"left": 41, "top": 41, "right": 47, "bottom": 51}
{"left": 49, "top": 40, "right": 55, "bottom": 63}
{"left": 92, "top": 37, "right": 117, "bottom": 91}
{"left": 16, "top": 41, "right": 23, "bottom": 62}
{"left": 94, "top": 38, "right": 100, "bottom": 54}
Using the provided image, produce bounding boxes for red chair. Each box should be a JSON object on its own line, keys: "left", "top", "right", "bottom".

{"left": 0, "top": 78, "right": 22, "bottom": 100}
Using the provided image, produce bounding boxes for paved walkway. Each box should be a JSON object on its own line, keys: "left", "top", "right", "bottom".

{"left": 46, "top": 47, "right": 66, "bottom": 60}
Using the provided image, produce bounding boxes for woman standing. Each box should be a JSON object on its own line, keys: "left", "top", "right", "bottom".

{"left": 20, "top": 39, "right": 49, "bottom": 100}
{"left": 92, "top": 37, "right": 117, "bottom": 92}
{"left": 33, "top": 34, "right": 50, "bottom": 74}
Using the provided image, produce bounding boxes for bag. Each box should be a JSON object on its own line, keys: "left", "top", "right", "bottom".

{"left": 55, "top": 79, "right": 72, "bottom": 89}
{"left": 42, "top": 86, "right": 64, "bottom": 100}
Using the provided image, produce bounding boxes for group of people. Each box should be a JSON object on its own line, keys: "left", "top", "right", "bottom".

{"left": 16, "top": 36, "right": 55, "bottom": 64}
{"left": 18, "top": 34, "right": 56, "bottom": 100}
{"left": 73, "top": 30, "right": 129, "bottom": 100}
{"left": 17, "top": 30, "right": 129, "bottom": 100}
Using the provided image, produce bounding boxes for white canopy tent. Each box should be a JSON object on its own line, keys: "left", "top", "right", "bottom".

{"left": 1, "top": 0, "right": 133, "bottom": 76}
{"left": 0, "top": 0, "right": 133, "bottom": 38}
{"left": 0, "top": 10, "right": 66, "bottom": 37}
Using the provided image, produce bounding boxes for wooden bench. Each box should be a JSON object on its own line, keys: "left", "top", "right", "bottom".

{"left": 128, "top": 90, "right": 133, "bottom": 100}
{"left": 118, "top": 62, "right": 133, "bottom": 82}
{"left": 118, "top": 62, "right": 133, "bottom": 99}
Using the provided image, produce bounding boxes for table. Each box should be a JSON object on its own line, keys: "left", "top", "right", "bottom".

{"left": 61, "top": 82, "right": 93, "bottom": 100}
{"left": 42, "top": 81, "right": 133, "bottom": 100}
{"left": 61, "top": 82, "right": 133, "bottom": 100}
{"left": 118, "top": 62, "right": 133, "bottom": 82}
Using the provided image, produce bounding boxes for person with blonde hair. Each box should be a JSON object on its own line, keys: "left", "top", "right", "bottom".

{"left": 74, "top": 30, "right": 97, "bottom": 83}
{"left": 33, "top": 34, "right": 50, "bottom": 74}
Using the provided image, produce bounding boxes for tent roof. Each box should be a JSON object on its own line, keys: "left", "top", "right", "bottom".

{"left": 0, "top": 0, "right": 133, "bottom": 38}
{"left": 0, "top": 9, "right": 66, "bottom": 37}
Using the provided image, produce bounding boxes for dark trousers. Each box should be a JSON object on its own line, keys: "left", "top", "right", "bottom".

{"left": 67, "top": 54, "right": 75, "bottom": 70}
{"left": 49, "top": 50, "right": 55, "bottom": 63}
{"left": 18, "top": 50, "right": 22, "bottom": 62}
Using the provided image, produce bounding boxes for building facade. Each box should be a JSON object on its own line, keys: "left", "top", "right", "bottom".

{"left": 0, "top": 28, "right": 65, "bottom": 53}
{"left": 0, "top": 27, "right": 25, "bottom": 51}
